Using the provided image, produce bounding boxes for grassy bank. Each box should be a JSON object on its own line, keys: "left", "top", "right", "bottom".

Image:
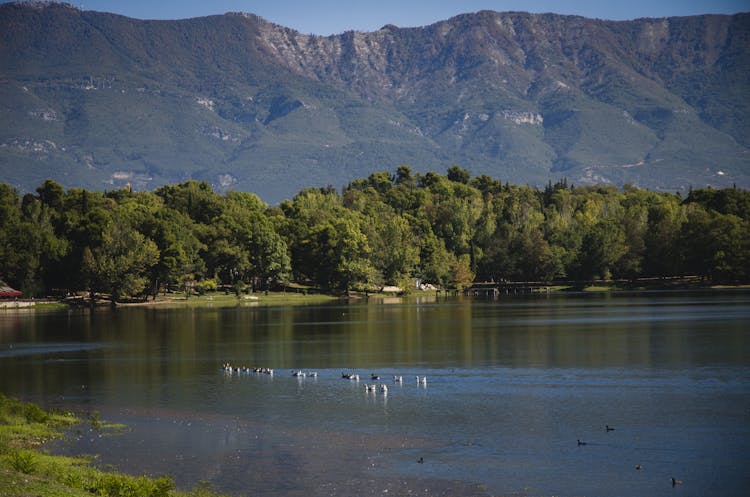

{"left": 54, "top": 290, "right": 341, "bottom": 309}
{"left": 0, "top": 395, "right": 228, "bottom": 497}
{"left": 156, "top": 290, "right": 340, "bottom": 308}
{"left": 545, "top": 276, "right": 750, "bottom": 293}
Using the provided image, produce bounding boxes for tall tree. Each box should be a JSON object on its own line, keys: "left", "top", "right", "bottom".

{"left": 82, "top": 216, "right": 159, "bottom": 302}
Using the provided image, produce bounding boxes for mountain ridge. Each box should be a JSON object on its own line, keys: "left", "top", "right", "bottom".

{"left": 1, "top": 2, "right": 748, "bottom": 203}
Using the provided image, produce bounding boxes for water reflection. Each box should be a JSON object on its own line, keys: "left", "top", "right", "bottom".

{"left": 1, "top": 291, "right": 749, "bottom": 496}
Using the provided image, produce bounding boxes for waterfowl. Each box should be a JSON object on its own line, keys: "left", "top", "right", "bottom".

{"left": 419, "top": 376, "right": 427, "bottom": 385}
{"left": 671, "top": 477, "right": 683, "bottom": 487}
{"left": 380, "top": 384, "right": 388, "bottom": 393}
{"left": 393, "top": 375, "right": 403, "bottom": 383}
{"left": 635, "top": 464, "right": 642, "bottom": 471}
{"left": 307, "top": 371, "right": 318, "bottom": 377}
{"left": 371, "top": 374, "right": 380, "bottom": 380}
{"left": 417, "top": 457, "right": 424, "bottom": 464}
{"left": 365, "top": 384, "right": 377, "bottom": 392}
{"left": 342, "top": 372, "right": 353, "bottom": 379}
{"left": 577, "top": 439, "right": 587, "bottom": 446}
{"left": 606, "top": 425, "right": 615, "bottom": 432}
{"left": 291, "top": 370, "right": 306, "bottom": 377}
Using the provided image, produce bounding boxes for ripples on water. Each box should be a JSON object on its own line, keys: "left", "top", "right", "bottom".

{"left": 1, "top": 291, "right": 749, "bottom": 496}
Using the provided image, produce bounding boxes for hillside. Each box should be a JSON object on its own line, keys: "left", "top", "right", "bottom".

{"left": 1, "top": 2, "right": 748, "bottom": 203}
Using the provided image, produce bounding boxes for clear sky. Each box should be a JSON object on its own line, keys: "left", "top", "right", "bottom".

{"left": 4, "top": 0, "right": 749, "bottom": 34}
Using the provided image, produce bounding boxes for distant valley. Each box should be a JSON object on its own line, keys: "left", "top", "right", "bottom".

{"left": 1, "top": 2, "right": 748, "bottom": 203}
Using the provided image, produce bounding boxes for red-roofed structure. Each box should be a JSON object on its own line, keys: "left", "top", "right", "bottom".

{"left": 0, "top": 280, "right": 21, "bottom": 298}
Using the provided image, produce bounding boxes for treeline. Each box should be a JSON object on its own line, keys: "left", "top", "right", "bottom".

{"left": 1, "top": 166, "right": 749, "bottom": 300}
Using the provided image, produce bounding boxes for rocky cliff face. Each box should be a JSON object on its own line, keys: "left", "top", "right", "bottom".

{"left": 1, "top": 2, "right": 748, "bottom": 202}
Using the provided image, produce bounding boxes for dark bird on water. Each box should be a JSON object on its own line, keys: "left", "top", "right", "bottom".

{"left": 672, "top": 477, "right": 683, "bottom": 487}
{"left": 635, "top": 464, "right": 642, "bottom": 471}
{"left": 418, "top": 457, "right": 424, "bottom": 464}
{"left": 577, "top": 439, "right": 587, "bottom": 446}
{"left": 606, "top": 425, "right": 615, "bottom": 432}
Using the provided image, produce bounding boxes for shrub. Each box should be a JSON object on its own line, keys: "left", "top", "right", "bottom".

{"left": 7, "top": 449, "right": 37, "bottom": 474}
{"left": 195, "top": 278, "right": 218, "bottom": 295}
{"left": 92, "top": 473, "right": 175, "bottom": 497}
{"left": 24, "top": 402, "right": 49, "bottom": 423}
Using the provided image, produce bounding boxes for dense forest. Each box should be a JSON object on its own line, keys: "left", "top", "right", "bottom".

{"left": 1, "top": 166, "right": 749, "bottom": 301}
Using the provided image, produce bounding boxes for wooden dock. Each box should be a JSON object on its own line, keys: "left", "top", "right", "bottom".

{"left": 466, "top": 282, "right": 550, "bottom": 297}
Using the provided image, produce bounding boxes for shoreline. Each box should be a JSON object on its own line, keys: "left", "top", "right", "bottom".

{"left": 0, "top": 395, "right": 231, "bottom": 497}
{"left": 3, "top": 279, "right": 749, "bottom": 312}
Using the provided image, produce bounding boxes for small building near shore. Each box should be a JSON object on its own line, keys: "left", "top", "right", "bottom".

{"left": 0, "top": 279, "right": 22, "bottom": 298}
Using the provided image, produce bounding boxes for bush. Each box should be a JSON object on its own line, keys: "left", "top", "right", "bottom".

{"left": 195, "top": 278, "right": 218, "bottom": 295}
{"left": 0, "top": 393, "right": 25, "bottom": 420}
{"left": 24, "top": 402, "right": 49, "bottom": 423}
{"left": 7, "top": 449, "right": 37, "bottom": 474}
{"left": 91, "top": 473, "right": 174, "bottom": 497}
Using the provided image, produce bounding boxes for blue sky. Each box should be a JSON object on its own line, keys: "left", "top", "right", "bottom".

{"left": 4, "top": 1, "right": 749, "bottom": 34}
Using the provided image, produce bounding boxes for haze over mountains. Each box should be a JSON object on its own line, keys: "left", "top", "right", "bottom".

{"left": 1, "top": 1, "right": 748, "bottom": 203}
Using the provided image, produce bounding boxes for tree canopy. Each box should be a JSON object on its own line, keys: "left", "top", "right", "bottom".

{"left": 1, "top": 173, "right": 748, "bottom": 300}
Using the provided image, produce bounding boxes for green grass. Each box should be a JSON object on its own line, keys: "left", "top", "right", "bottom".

{"left": 0, "top": 395, "right": 231, "bottom": 497}
{"left": 152, "top": 290, "right": 339, "bottom": 308}
{"left": 581, "top": 285, "right": 620, "bottom": 292}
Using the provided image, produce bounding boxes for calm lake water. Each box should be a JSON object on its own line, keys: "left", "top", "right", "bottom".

{"left": 1, "top": 291, "right": 749, "bottom": 497}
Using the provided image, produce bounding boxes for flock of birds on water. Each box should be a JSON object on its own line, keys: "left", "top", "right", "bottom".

{"left": 578, "top": 425, "right": 683, "bottom": 488}
{"left": 221, "top": 363, "right": 428, "bottom": 395}
{"left": 221, "top": 363, "right": 685, "bottom": 489}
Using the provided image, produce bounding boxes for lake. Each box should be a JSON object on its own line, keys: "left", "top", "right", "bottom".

{"left": 1, "top": 291, "right": 749, "bottom": 497}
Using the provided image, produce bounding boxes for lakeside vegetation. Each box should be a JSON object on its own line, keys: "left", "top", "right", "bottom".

{"left": 0, "top": 394, "right": 228, "bottom": 497}
{"left": 1, "top": 167, "right": 749, "bottom": 302}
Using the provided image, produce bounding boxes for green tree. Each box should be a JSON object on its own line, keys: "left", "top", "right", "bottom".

{"left": 147, "top": 207, "right": 206, "bottom": 297}
{"left": 575, "top": 220, "right": 627, "bottom": 280}
{"left": 394, "top": 165, "right": 415, "bottom": 187}
{"left": 678, "top": 205, "right": 750, "bottom": 282}
{"left": 281, "top": 188, "right": 346, "bottom": 285}
{"left": 446, "top": 165, "right": 471, "bottom": 184}
{"left": 643, "top": 195, "right": 684, "bottom": 277}
{"left": 155, "top": 181, "right": 222, "bottom": 224}
{"left": 302, "top": 216, "right": 374, "bottom": 291}
{"left": 209, "top": 191, "right": 290, "bottom": 289}
{"left": 82, "top": 217, "right": 159, "bottom": 302}
{"left": 0, "top": 184, "right": 68, "bottom": 296}
{"left": 449, "top": 254, "right": 474, "bottom": 291}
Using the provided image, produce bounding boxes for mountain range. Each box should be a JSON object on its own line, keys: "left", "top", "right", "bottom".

{"left": 1, "top": 1, "right": 749, "bottom": 203}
